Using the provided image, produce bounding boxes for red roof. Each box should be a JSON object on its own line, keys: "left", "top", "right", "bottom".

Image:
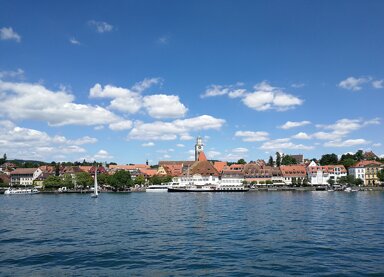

{"left": 198, "top": 151, "right": 207, "bottom": 161}
{"left": 280, "top": 165, "right": 307, "bottom": 177}
{"left": 352, "top": 160, "right": 382, "bottom": 167}
{"left": 214, "top": 161, "right": 227, "bottom": 173}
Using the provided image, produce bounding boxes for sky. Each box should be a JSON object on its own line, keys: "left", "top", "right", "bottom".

{"left": 0, "top": 0, "right": 383, "bottom": 164}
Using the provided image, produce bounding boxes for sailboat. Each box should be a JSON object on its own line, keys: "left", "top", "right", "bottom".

{"left": 91, "top": 165, "right": 99, "bottom": 198}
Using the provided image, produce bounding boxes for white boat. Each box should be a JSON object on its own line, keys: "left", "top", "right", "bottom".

{"left": 168, "top": 183, "right": 249, "bottom": 192}
{"left": 4, "top": 188, "right": 39, "bottom": 195}
{"left": 91, "top": 166, "right": 98, "bottom": 198}
{"left": 344, "top": 187, "right": 358, "bottom": 192}
{"left": 145, "top": 185, "right": 169, "bottom": 192}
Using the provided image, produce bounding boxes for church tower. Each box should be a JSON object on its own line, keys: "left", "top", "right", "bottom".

{"left": 195, "top": 136, "right": 204, "bottom": 161}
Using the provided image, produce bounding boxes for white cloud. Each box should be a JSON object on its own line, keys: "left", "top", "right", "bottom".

{"left": 0, "top": 81, "right": 121, "bottom": 126}
{"left": 372, "top": 80, "right": 383, "bottom": 89}
{"left": 0, "top": 27, "right": 21, "bottom": 42}
{"left": 157, "top": 35, "right": 169, "bottom": 45}
{"left": 128, "top": 115, "right": 225, "bottom": 141}
{"left": 292, "top": 132, "right": 311, "bottom": 140}
{"left": 260, "top": 138, "right": 313, "bottom": 150}
{"left": 94, "top": 150, "right": 113, "bottom": 159}
{"left": 202, "top": 81, "right": 303, "bottom": 111}
{"left": 88, "top": 20, "right": 113, "bottom": 33}
{"left": 180, "top": 134, "right": 193, "bottom": 141}
{"left": 0, "top": 123, "right": 96, "bottom": 161}
{"left": 279, "top": 120, "right": 311, "bottom": 129}
{"left": 372, "top": 143, "right": 382, "bottom": 147}
{"left": 143, "top": 94, "right": 188, "bottom": 118}
{"left": 108, "top": 120, "right": 133, "bottom": 131}
{"left": 232, "top": 147, "right": 249, "bottom": 153}
{"left": 69, "top": 37, "right": 81, "bottom": 45}
{"left": 324, "top": 139, "right": 370, "bottom": 148}
{"left": 235, "top": 131, "right": 269, "bottom": 142}
{"left": 132, "top": 78, "right": 162, "bottom": 93}
{"left": 176, "top": 144, "right": 185, "bottom": 147}
{"left": 338, "top": 77, "right": 369, "bottom": 91}
{"left": 142, "top": 142, "right": 155, "bottom": 147}
{"left": 207, "top": 150, "right": 221, "bottom": 159}
{"left": 0, "top": 68, "right": 24, "bottom": 79}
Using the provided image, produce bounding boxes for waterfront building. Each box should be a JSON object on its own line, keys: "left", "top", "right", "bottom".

{"left": 306, "top": 161, "right": 347, "bottom": 185}
{"left": 280, "top": 165, "right": 307, "bottom": 185}
{"left": 10, "top": 168, "right": 42, "bottom": 186}
{"left": 213, "top": 161, "right": 229, "bottom": 173}
{"left": 348, "top": 160, "right": 383, "bottom": 186}
{"left": 243, "top": 163, "right": 279, "bottom": 185}
{"left": 220, "top": 170, "right": 245, "bottom": 187}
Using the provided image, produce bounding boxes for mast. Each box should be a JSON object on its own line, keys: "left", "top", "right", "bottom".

{"left": 94, "top": 165, "right": 98, "bottom": 196}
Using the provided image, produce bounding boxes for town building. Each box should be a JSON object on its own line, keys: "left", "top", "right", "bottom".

{"left": 348, "top": 160, "right": 383, "bottom": 186}
{"left": 280, "top": 165, "right": 307, "bottom": 185}
{"left": 306, "top": 161, "right": 347, "bottom": 185}
{"left": 10, "top": 168, "right": 42, "bottom": 186}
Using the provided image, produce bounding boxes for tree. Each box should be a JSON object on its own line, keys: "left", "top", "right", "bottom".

{"left": 97, "top": 173, "right": 109, "bottom": 186}
{"left": 276, "top": 152, "right": 281, "bottom": 167}
{"left": 291, "top": 177, "right": 297, "bottom": 186}
{"left": 0, "top": 153, "right": 7, "bottom": 164}
{"left": 62, "top": 174, "right": 74, "bottom": 188}
{"left": 377, "top": 169, "right": 384, "bottom": 183}
{"left": 347, "top": 175, "right": 356, "bottom": 185}
{"left": 75, "top": 172, "right": 93, "bottom": 189}
{"left": 237, "top": 159, "right": 246, "bottom": 165}
{"left": 281, "top": 155, "right": 297, "bottom": 165}
{"left": 338, "top": 176, "right": 348, "bottom": 186}
{"left": 109, "top": 170, "right": 132, "bottom": 190}
{"left": 355, "top": 178, "right": 364, "bottom": 186}
{"left": 302, "top": 177, "right": 309, "bottom": 187}
{"left": 355, "top": 150, "right": 364, "bottom": 161}
{"left": 268, "top": 156, "right": 274, "bottom": 167}
{"left": 327, "top": 178, "right": 335, "bottom": 186}
{"left": 320, "top": 154, "right": 338, "bottom": 165}
{"left": 43, "top": 175, "right": 62, "bottom": 189}
{"left": 134, "top": 175, "right": 146, "bottom": 185}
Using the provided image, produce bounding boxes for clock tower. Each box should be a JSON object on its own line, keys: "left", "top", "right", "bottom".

{"left": 195, "top": 136, "right": 204, "bottom": 161}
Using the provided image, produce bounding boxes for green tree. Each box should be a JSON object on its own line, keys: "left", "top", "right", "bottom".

{"left": 355, "top": 178, "right": 364, "bottom": 186}
{"left": 377, "top": 169, "right": 384, "bottom": 183}
{"left": 267, "top": 156, "right": 274, "bottom": 167}
{"left": 134, "top": 175, "right": 146, "bottom": 186}
{"left": 347, "top": 175, "right": 356, "bottom": 185}
{"left": 291, "top": 177, "right": 297, "bottom": 186}
{"left": 75, "top": 172, "right": 93, "bottom": 189}
{"left": 43, "top": 175, "right": 62, "bottom": 189}
{"left": 0, "top": 153, "right": 7, "bottom": 164}
{"left": 62, "top": 174, "right": 74, "bottom": 188}
{"left": 327, "top": 178, "right": 335, "bottom": 186}
{"left": 354, "top": 150, "right": 364, "bottom": 161}
{"left": 302, "top": 177, "right": 309, "bottom": 187}
{"left": 281, "top": 155, "right": 297, "bottom": 165}
{"left": 266, "top": 180, "right": 273, "bottom": 185}
{"left": 97, "top": 173, "right": 109, "bottom": 186}
{"left": 320, "top": 153, "right": 338, "bottom": 165}
{"left": 237, "top": 159, "right": 246, "bottom": 165}
{"left": 338, "top": 176, "right": 348, "bottom": 186}
{"left": 276, "top": 152, "right": 281, "bottom": 167}
{"left": 109, "top": 170, "right": 132, "bottom": 190}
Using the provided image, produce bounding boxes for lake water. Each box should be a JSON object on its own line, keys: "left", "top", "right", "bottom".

{"left": 1, "top": 191, "right": 383, "bottom": 276}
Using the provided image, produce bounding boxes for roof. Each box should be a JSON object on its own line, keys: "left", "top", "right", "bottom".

{"left": 108, "top": 164, "right": 150, "bottom": 170}
{"left": 79, "top": 166, "right": 93, "bottom": 172}
{"left": 198, "top": 151, "right": 207, "bottom": 161}
{"left": 351, "top": 160, "right": 382, "bottom": 168}
{"left": 213, "top": 161, "right": 227, "bottom": 173}
{"left": 363, "top": 151, "right": 378, "bottom": 159}
{"left": 182, "top": 160, "right": 219, "bottom": 177}
{"left": 229, "top": 164, "right": 245, "bottom": 171}
{"left": 307, "top": 164, "right": 347, "bottom": 174}
{"left": 10, "top": 168, "right": 39, "bottom": 175}
{"left": 280, "top": 165, "right": 306, "bottom": 177}
{"left": 139, "top": 168, "right": 157, "bottom": 177}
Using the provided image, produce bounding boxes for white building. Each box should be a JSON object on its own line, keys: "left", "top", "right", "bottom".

{"left": 306, "top": 161, "right": 347, "bottom": 185}
{"left": 10, "top": 168, "right": 42, "bottom": 186}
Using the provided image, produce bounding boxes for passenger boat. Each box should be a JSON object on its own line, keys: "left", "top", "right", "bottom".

{"left": 145, "top": 185, "right": 169, "bottom": 192}
{"left": 4, "top": 188, "right": 40, "bottom": 194}
{"left": 168, "top": 183, "right": 249, "bottom": 192}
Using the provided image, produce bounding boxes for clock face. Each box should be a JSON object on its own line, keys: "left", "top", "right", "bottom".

{"left": 198, "top": 146, "right": 201, "bottom": 150}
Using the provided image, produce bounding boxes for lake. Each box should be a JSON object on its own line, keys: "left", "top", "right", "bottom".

{"left": 1, "top": 191, "right": 383, "bottom": 276}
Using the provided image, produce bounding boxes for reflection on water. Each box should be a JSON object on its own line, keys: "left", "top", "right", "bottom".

{"left": 0, "top": 192, "right": 383, "bottom": 276}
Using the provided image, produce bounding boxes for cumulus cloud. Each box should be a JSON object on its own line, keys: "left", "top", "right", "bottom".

{"left": 292, "top": 132, "right": 311, "bottom": 140}
{"left": 0, "top": 68, "right": 24, "bottom": 79}
{"left": 260, "top": 138, "right": 313, "bottom": 150}
{"left": 88, "top": 20, "right": 114, "bottom": 33}
{"left": 372, "top": 80, "right": 383, "bottom": 89}
{"left": 0, "top": 122, "right": 96, "bottom": 160}
{"left": 143, "top": 94, "right": 187, "bottom": 118}
{"left": 128, "top": 115, "right": 225, "bottom": 141}
{"left": 202, "top": 81, "right": 303, "bottom": 111}
{"left": 235, "top": 131, "right": 269, "bottom": 142}
{"left": 0, "top": 27, "right": 21, "bottom": 42}
{"left": 142, "top": 142, "right": 155, "bottom": 147}
{"left": 324, "top": 139, "right": 370, "bottom": 148}
{"left": 108, "top": 120, "right": 133, "bottom": 131}
{"left": 0, "top": 81, "right": 121, "bottom": 126}
{"left": 176, "top": 144, "right": 185, "bottom": 147}
{"left": 232, "top": 147, "right": 249, "bottom": 153}
{"left": 279, "top": 120, "right": 311, "bottom": 129}
{"left": 338, "top": 77, "right": 369, "bottom": 91}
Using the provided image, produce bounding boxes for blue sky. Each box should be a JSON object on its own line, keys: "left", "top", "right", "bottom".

{"left": 0, "top": 0, "right": 383, "bottom": 164}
